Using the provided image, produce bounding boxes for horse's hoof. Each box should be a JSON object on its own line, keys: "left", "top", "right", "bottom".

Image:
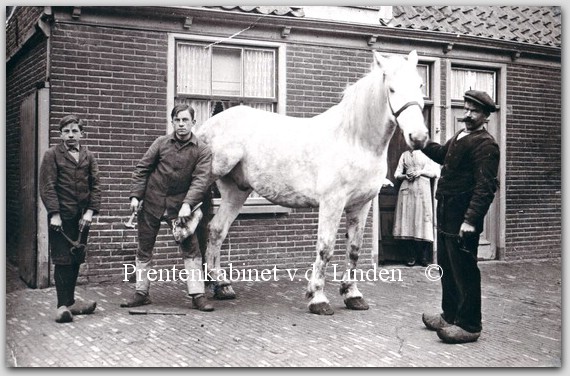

{"left": 214, "top": 285, "right": 236, "bottom": 300}
{"left": 344, "top": 297, "right": 369, "bottom": 310}
{"left": 309, "top": 302, "right": 334, "bottom": 315}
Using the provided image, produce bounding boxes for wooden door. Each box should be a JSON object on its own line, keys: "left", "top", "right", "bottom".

{"left": 378, "top": 127, "right": 412, "bottom": 264}
{"left": 18, "top": 93, "right": 38, "bottom": 287}
{"left": 451, "top": 108, "right": 499, "bottom": 260}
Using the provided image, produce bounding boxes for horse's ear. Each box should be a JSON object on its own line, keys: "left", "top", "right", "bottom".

{"left": 373, "top": 50, "right": 388, "bottom": 70}
{"left": 407, "top": 50, "right": 418, "bottom": 66}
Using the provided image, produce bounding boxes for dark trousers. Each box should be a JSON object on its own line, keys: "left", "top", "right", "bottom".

{"left": 54, "top": 264, "right": 80, "bottom": 308}
{"left": 136, "top": 209, "right": 201, "bottom": 263}
{"left": 49, "top": 213, "right": 89, "bottom": 308}
{"left": 437, "top": 231, "right": 482, "bottom": 333}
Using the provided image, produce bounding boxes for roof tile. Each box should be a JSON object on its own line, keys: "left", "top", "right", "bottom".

{"left": 391, "top": 6, "right": 560, "bottom": 47}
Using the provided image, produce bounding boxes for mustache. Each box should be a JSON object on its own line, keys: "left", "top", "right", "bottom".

{"left": 457, "top": 118, "right": 488, "bottom": 123}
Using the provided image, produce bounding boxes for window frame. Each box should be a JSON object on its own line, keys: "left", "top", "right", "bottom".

{"left": 450, "top": 65, "right": 497, "bottom": 102}
{"left": 168, "top": 34, "right": 289, "bottom": 214}
{"left": 417, "top": 56, "right": 441, "bottom": 138}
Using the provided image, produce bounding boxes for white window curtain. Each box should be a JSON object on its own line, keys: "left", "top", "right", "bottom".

{"left": 451, "top": 68, "right": 495, "bottom": 100}
{"left": 244, "top": 49, "right": 275, "bottom": 98}
{"left": 417, "top": 64, "right": 429, "bottom": 98}
{"left": 249, "top": 103, "right": 274, "bottom": 112}
{"left": 177, "top": 44, "right": 210, "bottom": 95}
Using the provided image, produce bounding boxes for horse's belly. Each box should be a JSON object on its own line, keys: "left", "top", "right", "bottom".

{"left": 249, "top": 175, "right": 320, "bottom": 208}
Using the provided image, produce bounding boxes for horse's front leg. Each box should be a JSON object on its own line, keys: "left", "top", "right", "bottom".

{"left": 340, "top": 200, "right": 372, "bottom": 310}
{"left": 306, "top": 202, "right": 344, "bottom": 315}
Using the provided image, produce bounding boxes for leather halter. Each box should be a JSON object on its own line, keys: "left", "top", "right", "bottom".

{"left": 388, "top": 96, "right": 423, "bottom": 120}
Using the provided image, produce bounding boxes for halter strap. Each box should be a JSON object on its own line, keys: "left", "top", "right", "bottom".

{"left": 391, "top": 100, "right": 423, "bottom": 118}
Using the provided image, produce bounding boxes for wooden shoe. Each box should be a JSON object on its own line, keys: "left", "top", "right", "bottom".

{"left": 55, "top": 306, "right": 73, "bottom": 323}
{"left": 68, "top": 300, "right": 97, "bottom": 315}
{"left": 437, "top": 325, "right": 481, "bottom": 344}
{"left": 422, "top": 313, "right": 452, "bottom": 331}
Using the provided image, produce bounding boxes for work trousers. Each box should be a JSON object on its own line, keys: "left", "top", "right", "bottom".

{"left": 136, "top": 209, "right": 201, "bottom": 263}
{"left": 436, "top": 199, "right": 482, "bottom": 333}
{"left": 54, "top": 264, "right": 80, "bottom": 308}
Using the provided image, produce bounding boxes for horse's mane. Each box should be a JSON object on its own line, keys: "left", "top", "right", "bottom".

{"left": 334, "top": 66, "right": 392, "bottom": 146}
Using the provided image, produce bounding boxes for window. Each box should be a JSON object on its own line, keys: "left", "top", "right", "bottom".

{"left": 417, "top": 62, "right": 432, "bottom": 132}
{"left": 451, "top": 67, "right": 496, "bottom": 101}
{"left": 175, "top": 42, "right": 277, "bottom": 126}
{"left": 417, "top": 64, "right": 430, "bottom": 99}
{"left": 173, "top": 38, "right": 287, "bottom": 213}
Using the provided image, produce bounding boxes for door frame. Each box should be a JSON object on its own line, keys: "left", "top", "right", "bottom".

{"left": 445, "top": 59, "right": 507, "bottom": 260}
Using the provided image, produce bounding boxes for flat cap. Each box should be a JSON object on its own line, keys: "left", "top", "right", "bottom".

{"left": 464, "top": 90, "right": 497, "bottom": 113}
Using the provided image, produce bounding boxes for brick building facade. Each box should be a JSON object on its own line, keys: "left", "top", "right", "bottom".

{"left": 5, "top": 6, "right": 561, "bottom": 288}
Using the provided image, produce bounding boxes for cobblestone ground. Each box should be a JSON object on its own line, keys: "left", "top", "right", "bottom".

{"left": 5, "top": 259, "right": 561, "bottom": 367}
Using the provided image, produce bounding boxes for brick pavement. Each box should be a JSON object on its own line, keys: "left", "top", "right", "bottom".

{"left": 5, "top": 259, "right": 562, "bottom": 367}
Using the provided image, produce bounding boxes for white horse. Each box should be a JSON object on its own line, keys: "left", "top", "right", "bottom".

{"left": 196, "top": 50, "right": 428, "bottom": 315}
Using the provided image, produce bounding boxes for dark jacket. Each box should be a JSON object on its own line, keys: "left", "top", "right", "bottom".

{"left": 422, "top": 129, "right": 500, "bottom": 232}
{"left": 130, "top": 132, "right": 212, "bottom": 220}
{"left": 39, "top": 143, "right": 101, "bottom": 220}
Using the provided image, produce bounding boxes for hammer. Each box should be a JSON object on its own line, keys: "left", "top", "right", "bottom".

{"left": 125, "top": 200, "right": 143, "bottom": 229}
{"left": 124, "top": 211, "right": 137, "bottom": 229}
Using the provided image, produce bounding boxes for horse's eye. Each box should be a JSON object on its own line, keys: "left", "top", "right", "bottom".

{"left": 420, "top": 83, "right": 425, "bottom": 89}
{"left": 389, "top": 87, "right": 395, "bottom": 94}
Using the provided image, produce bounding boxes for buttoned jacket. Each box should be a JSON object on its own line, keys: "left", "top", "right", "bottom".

{"left": 130, "top": 132, "right": 212, "bottom": 220}
{"left": 422, "top": 129, "right": 500, "bottom": 231}
{"left": 39, "top": 143, "right": 102, "bottom": 220}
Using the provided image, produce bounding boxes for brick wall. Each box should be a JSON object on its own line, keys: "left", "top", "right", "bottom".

{"left": 6, "top": 30, "right": 48, "bottom": 264}
{"left": 5, "top": 6, "right": 44, "bottom": 59}
{"left": 504, "top": 64, "right": 562, "bottom": 260}
{"left": 287, "top": 47, "right": 371, "bottom": 118}
{"left": 46, "top": 24, "right": 375, "bottom": 284}
{"left": 48, "top": 22, "right": 169, "bottom": 282}
{"left": 8, "top": 9, "right": 560, "bottom": 286}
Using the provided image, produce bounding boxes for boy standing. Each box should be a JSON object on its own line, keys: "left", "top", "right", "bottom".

{"left": 40, "top": 114, "right": 101, "bottom": 323}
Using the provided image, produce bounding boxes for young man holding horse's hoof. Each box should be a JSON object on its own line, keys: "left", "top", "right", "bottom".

{"left": 421, "top": 90, "right": 500, "bottom": 344}
{"left": 121, "top": 104, "right": 214, "bottom": 312}
{"left": 39, "top": 115, "right": 101, "bottom": 323}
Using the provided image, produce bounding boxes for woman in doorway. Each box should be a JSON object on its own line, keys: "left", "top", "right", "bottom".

{"left": 393, "top": 148, "right": 439, "bottom": 266}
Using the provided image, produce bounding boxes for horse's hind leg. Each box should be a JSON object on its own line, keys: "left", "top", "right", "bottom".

{"left": 205, "top": 176, "right": 252, "bottom": 300}
{"left": 306, "top": 202, "right": 344, "bottom": 315}
{"left": 340, "top": 200, "right": 372, "bottom": 310}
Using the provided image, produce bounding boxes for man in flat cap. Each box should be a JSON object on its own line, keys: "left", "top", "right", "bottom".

{"left": 420, "top": 90, "right": 500, "bottom": 344}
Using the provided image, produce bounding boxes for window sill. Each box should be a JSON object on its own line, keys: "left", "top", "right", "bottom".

{"left": 212, "top": 197, "right": 292, "bottom": 214}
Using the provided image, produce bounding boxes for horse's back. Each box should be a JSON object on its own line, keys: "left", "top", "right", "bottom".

{"left": 197, "top": 106, "right": 284, "bottom": 143}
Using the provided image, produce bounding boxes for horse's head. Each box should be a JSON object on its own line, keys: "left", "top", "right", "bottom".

{"left": 374, "top": 50, "right": 429, "bottom": 150}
